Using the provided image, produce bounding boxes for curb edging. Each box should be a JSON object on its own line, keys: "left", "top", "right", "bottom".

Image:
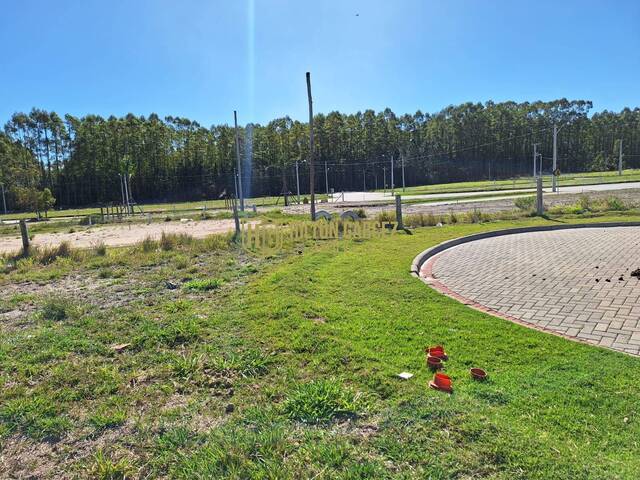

{"left": 410, "top": 221, "right": 640, "bottom": 357}
{"left": 410, "top": 221, "right": 640, "bottom": 277}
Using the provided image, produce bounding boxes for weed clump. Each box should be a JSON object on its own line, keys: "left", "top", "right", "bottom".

{"left": 40, "top": 296, "right": 76, "bottom": 321}
{"left": 514, "top": 196, "right": 536, "bottom": 212}
{"left": 93, "top": 242, "right": 107, "bottom": 256}
{"left": 34, "top": 241, "right": 73, "bottom": 265}
{"left": 283, "top": 379, "right": 367, "bottom": 424}
{"left": 140, "top": 236, "right": 157, "bottom": 252}
{"left": 183, "top": 278, "right": 223, "bottom": 291}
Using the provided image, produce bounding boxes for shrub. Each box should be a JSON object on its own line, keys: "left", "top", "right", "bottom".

{"left": 605, "top": 196, "right": 626, "bottom": 211}
{"left": 160, "top": 232, "right": 193, "bottom": 251}
{"left": 514, "top": 196, "right": 536, "bottom": 211}
{"left": 159, "top": 232, "right": 174, "bottom": 251}
{"left": 376, "top": 211, "right": 395, "bottom": 223}
{"left": 355, "top": 208, "right": 367, "bottom": 219}
{"left": 448, "top": 211, "right": 458, "bottom": 224}
{"left": 578, "top": 194, "right": 591, "bottom": 212}
{"left": 35, "top": 241, "right": 73, "bottom": 265}
{"left": 464, "top": 209, "right": 483, "bottom": 223}
{"left": 193, "top": 233, "right": 231, "bottom": 253}
{"left": 93, "top": 242, "right": 107, "bottom": 256}
{"left": 140, "top": 236, "right": 157, "bottom": 252}
{"left": 283, "top": 379, "right": 367, "bottom": 424}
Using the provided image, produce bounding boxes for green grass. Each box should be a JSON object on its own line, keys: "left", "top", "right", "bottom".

{"left": 1, "top": 212, "right": 640, "bottom": 477}
{"left": 183, "top": 278, "right": 223, "bottom": 291}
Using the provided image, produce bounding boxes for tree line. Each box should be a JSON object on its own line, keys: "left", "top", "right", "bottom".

{"left": 1, "top": 99, "right": 639, "bottom": 211}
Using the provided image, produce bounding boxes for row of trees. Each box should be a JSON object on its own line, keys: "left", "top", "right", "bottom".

{"left": 1, "top": 99, "right": 639, "bottom": 210}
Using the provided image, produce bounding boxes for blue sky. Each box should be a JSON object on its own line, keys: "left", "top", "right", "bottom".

{"left": 1, "top": 0, "right": 638, "bottom": 126}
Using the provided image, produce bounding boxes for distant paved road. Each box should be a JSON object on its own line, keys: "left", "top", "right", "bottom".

{"left": 422, "top": 226, "right": 640, "bottom": 355}
{"left": 334, "top": 181, "right": 640, "bottom": 204}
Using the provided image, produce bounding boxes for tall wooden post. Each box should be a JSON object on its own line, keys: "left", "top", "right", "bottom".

{"left": 19, "top": 219, "right": 30, "bottom": 253}
{"left": 306, "top": 72, "right": 316, "bottom": 221}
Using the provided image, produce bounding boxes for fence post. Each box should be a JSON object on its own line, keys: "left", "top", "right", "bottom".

{"left": 19, "top": 219, "right": 30, "bottom": 253}
{"left": 536, "top": 177, "right": 544, "bottom": 216}
{"left": 395, "top": 195, "right": 404, "bottom": 230}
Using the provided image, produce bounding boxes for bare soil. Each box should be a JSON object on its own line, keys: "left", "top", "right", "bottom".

{"left": 0, "top": 218, "right": 252, "bottom": 255}
{"left": 283, "top": 188, "right": 640, "bottom": 217}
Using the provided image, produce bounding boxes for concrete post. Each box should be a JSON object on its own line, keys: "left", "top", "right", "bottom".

{"left": 395, "top": 195, "right": 404, "bottom": 230}
{"left": 536, "top": 176, "right": 544, "bottom": 216}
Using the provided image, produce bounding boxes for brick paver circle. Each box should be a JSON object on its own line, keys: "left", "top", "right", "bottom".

{"left": 424, "top": 227, "right": 640, "bottom": 355}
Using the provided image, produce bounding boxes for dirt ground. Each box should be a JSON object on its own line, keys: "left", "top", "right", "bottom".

{"left": 2, "top": 189, "right": 639, "bottom": 255}
{"left": 0, "top": 219, "right": 251, "bottom": 255}
{"left": 283, "top": 188, "right": 640, "bottom": 217}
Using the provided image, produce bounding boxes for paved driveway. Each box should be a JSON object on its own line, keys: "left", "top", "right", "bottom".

{"left": 421, "top": 226, "right": 640, "bottom": 355}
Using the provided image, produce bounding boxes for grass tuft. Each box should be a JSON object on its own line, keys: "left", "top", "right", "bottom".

{"left": 87, "top": 450, "right": 133, "bottom": 480}
{"left": 283, "top": 379, "right": 367, "bottom": 424}
{"left": 39, "top": 296, "right": 77, "bottom": 321}
{"left": 183, "top": 278, "right": 223, "bottom": 291}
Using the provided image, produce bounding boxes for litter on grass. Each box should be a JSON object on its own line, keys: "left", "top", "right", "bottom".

{"left": 397, "top": 372, "right": 414, "bottom": 380}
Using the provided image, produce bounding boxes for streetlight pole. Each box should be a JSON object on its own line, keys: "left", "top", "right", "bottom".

{"left": 324, "top": 161, "right": 329, "bottom": 198}
{"left": 401, "top": 154, "right": 406, "bottom": 192}
{"left": 552, "top": 125, "right": 558, "bottom": 192}
{"left": 619, "top": 138, "right": 623, "bottom": 176}
{"left": 390, "top": 155, "right": 395, "bottom": 195}
{"left": 533, "top": 143, "right": 539, "bottom": 178}
{"left": 363, "top": 168, "right": 366, "bottom": 193}
{"left": 1, "top": 183, "right": 7, "bottom": 214}
{"left": 295, "top": 160, "right": 301, "bottom": 204}
{"left": 383, "top": 166, "right": 386, "bottom": 195}
{"left": 233, "top": 111, "right": 244, "bottom": 211}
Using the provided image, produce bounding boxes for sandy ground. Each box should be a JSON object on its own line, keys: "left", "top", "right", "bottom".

{"left": 285, "top": 188, "right": 640, "bottom": 217}
{"left": 0, "top": 219, "right": 251, "bottom": 255}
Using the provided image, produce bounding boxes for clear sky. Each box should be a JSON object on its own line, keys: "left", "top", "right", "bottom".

{"left": 1, "top": 0, "right": 638, "bottom": 126}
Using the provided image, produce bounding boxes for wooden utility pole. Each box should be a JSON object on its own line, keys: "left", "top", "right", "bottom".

{"left": 306, "top": 72, "right": 316, "bottom": 221}
{"left": 234, "top": 111, "right": 245, "bottom": 211}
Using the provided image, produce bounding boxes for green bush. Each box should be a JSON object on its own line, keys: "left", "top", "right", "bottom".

{"left": 140, "top": 236, "right": 157, "bottom": 252}
{"left": 34, "top": 241, "right": 73, "bottom": 265}
{"left": 514, "top": 196, "right": 535, "bottom": 211}
{"left": 605, "top": 196, "right": 626, "bottom": 211}
{"left": 578, "top": 194, "right": 591, "bottom": 212}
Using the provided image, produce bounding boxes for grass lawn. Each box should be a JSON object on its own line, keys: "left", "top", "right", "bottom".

{"left": 1, "top": 214, "right": 640, "bottom": 478}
